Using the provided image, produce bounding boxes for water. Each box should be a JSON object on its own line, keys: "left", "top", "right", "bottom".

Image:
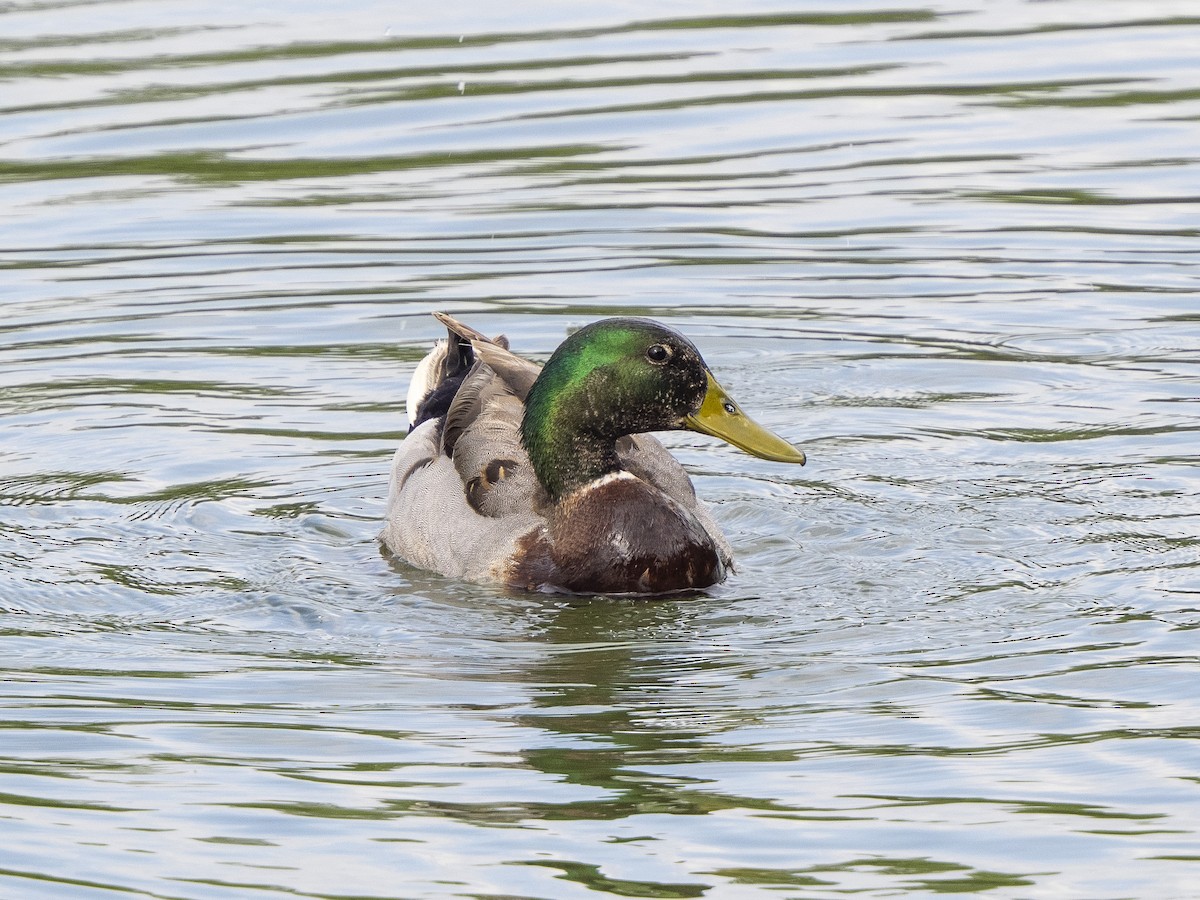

{"left": 2, "top": 1, "right": 1199, "bottom": 896}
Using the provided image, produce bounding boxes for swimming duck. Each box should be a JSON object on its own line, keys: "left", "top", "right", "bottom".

{"left": 381, "top": 312, "right": 806, "bottom": 594}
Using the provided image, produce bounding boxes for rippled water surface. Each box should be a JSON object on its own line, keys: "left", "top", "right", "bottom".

{"left": 3, "top": 1, "right": 1200, "bottom": 897}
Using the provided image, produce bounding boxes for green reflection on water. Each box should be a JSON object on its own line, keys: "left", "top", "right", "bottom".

{"left": 713, "top": 858, "right": 1043, "bottom": 893}
{"left": 0, "top": 145, "right": 611, "bottom": 185}
{"left": 969, "top": 188, "right": 1199, "bottom": 205}
{"left": 0, "top": 789, "right": 141, "bottom": 812}
{"left": 810, "top": 857, "right": 1038, "bottom": 893}
{"left": 516, "top": 859, "right": 708, "bottom": 898}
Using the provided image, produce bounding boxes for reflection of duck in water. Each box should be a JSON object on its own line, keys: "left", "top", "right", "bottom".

{"left": 382, "top": 312, "right": 805, "bottom": 594}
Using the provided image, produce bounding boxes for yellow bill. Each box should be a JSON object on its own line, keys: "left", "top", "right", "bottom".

{"left": 685, "top": 371, "right": 806, "bottom": 464}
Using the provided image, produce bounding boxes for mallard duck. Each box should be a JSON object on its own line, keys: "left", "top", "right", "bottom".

{"left": 381, "top": 312, "right": 806, "bottom": 594}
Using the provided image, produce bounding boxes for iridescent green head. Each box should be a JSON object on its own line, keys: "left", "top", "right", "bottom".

{"left": 521, "top": 318, "right": 805, "bottom": 498}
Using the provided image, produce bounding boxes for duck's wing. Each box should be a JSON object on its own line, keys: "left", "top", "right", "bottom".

{"left": 432, "top": 313, "right": 544, "bottom": 518}
{"left": 382, "top": 314, "right": 547, "bottom": 581}
{"left": 617, "top": 434, "right": 734, "bottom": 567}
{"left": 381, "top": 418, "right": 543, "bottom": 583}
{"left": 443, "top": 362, "right": 544, "bottom": 519}
{"left": 434, "top": 311, "right": 540, "bottom": 401}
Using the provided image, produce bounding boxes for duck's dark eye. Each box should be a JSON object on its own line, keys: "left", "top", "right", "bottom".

{"left": 646, "top": 343, "right": 672, "bottom": 364}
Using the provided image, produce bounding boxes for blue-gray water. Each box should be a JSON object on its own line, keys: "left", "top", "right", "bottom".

{"left": 2, "top": 2, "right": 1199, "bottom": 897}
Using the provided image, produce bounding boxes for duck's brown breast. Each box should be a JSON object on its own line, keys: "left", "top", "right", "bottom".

{"left": 506, "top": 472, "right": 725, "bottom": 594}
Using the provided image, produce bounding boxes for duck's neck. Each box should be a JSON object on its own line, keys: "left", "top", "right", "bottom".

{"left": 522, "top": 375, "right": 621, "bottom": 500}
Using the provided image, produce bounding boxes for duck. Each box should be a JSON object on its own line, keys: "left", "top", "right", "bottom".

{"left": 380, "top": 312, "right": 806, "bottom": 594}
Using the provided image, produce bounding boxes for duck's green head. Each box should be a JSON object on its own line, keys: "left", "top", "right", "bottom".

{"left": 522, "top": 317, "right": 806, "bottom": 498}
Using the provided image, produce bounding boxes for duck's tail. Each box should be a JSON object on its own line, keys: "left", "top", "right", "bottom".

{"left": 432, "top": 311, "right": 508, "bottom": 350}
{"left": 407, "top": 313, "right": 510, "bottom": 431}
